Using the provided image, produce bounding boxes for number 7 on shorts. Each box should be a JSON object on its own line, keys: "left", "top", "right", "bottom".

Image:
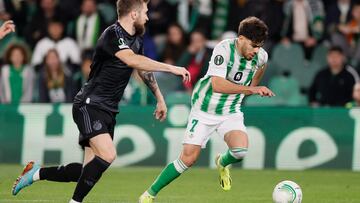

{"left": 190, "top": 119, "right": 199, "bottom": 132}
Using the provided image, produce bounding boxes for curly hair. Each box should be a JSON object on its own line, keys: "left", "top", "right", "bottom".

{"left": 4, "top": 43, "right": 29, "bottom": 65}
{"left": 238, "top": 16, "right": 268, "bottom": 45}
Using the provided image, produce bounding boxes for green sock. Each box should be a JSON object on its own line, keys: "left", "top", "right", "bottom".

{"left": 220, "top": 148, "right": 247, "bottom": 167}
{"left": 148, "top": 159, "right": 188, "bottom": 196}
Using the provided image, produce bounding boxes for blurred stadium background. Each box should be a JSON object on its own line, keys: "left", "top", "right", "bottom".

{"left": 0, "top": 0, "right": 360, "bottom": 202}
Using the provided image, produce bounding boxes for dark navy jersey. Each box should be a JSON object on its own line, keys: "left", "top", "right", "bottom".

{"left": 74, "top": 21, "right": 143, "bottom": 113}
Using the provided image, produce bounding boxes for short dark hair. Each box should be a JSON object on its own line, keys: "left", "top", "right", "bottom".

{"left": 238, "top": 16, "right": 268, "bottom": 45}
{"left": 117, "top": 0, "right": 149, "bottom": 18}
{"left": 328, "top": 46, "right": 344, "bottom": 54}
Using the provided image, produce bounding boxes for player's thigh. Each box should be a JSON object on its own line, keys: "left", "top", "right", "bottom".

{"left": 217, "top": 113, "right": 248, "bottom": 148}
{"left": 72, "top": 104, "right": 115, "bottom": 148}
{"left": 89, "top": 133, "right": 116, "bottom": 162}
{"left": 183, "top": 114, "right": 217, "bottom": 148}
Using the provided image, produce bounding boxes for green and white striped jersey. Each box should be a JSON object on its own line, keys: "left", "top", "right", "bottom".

{"left": 191, "top": 38, "right": 268, "bottom": 115}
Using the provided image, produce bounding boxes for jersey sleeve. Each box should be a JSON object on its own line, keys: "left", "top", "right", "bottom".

{"left": 103, "top": 28, "right": 130, "bottom": 56}
{"left": 206, "top": 42, "right": 229, "bottom": 78}
{"left": 257, "top": 48, "right": 268, "bottom": 68}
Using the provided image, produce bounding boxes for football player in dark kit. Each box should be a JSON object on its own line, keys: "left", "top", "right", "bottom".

{"left": 11, "top": 0, "right": 190, "bottom": 202}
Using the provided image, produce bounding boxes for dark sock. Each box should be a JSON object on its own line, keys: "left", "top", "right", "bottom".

{"left": 39, "top": 163, "right": 82, "bottom": 182}
{"left": 72, "top": 156, "right": 110, "bottom": 202}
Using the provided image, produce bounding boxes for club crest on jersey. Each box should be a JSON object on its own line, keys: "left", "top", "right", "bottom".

{"left": 214, "top": 55, "right": 224, "bottom": 65}
{"left": 93, "top": 120, "right": 102, "bottom": 131}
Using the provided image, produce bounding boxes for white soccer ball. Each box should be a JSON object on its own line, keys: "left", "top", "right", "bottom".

{"left": 272, "top": 180, "right": 302, "bottom": 203}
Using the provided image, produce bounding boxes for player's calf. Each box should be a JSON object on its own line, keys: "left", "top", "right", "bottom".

{"left": 40, "top": 163, "right": 82, "bottom": 182}
{"left": 71, "top": 156, "right": 111, "bottom": 202}
{"left": 12, "top": 162, "right": 83, "bottom": 196}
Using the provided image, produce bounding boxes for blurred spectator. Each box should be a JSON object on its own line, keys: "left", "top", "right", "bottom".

{"left": 226, "top": 0, "right": 267, "bottom": 36}
{"left": 331, "top": 3, "right": 360, "bottom": 65}
{"left": 211, "top": 0, "right": 230, "bottom": 39}
{"left": 0, "top": 44, "right": 34, "bottom": 103}
{"left": 207, "top": 31, "right": 237, "bottom": 49}
{"left": 32, "top": 20, "right": 81, "bottom": 70}
{"left": 178, "top": 0, "right": 213, "bottom": 36}
{"left": 96, "top": 1, "right": 117, "bottom": 25}
{"left": 0, "top": 18, "right": 19, "bottom": 61}
{"left": 73, "top": 49, "right": 93, "bottom": 92}
{"left": 38, "top": 49, "right": 74, "bottom": 103}
{"left": 345, "top": 82, "right": 360, "bottom": 108}
{"left": 281, "top": 0, "right": 325, "bottom": 59}
{"left": 57, "top": 0, "right": 81, "bottom": 21}
{"left": 0, "top": 1, "right": 28, "bottom": 37}
{"left": 325, "top": 0, "right": 353, "bottom": 36}
{"left": 122, "top": 71, "right": 156, "bottom": 106}
{"left": 68, "top": 0, "right": 107, "bottom": 51}
{"left": 161, "top": 23, "right": 187, "bottom": 65}
{"left": 309, "top": 46, "right": 360, "bottom": 106}
{"left": 24, "top": 0, "right": 68, "bottom": 48}
{"left": 261, "top": 0, "right": 285, "bottom": 53}
{"left": 148, "top": 0, "right": 176, "bottom": 36}
{"left": 0, "top": 20, "right": 15, "bottom": 40}
{"left": 143, "top": 31, "right": 158, "bottom": 60}
{"left": 323, "top": 0, "right": 339, "bottom": 10}
{"left": 177, "top": 30, "right": 211, "bottom": 91}
{"left": 147, "top": 0, "right": 176, "bottom": 51}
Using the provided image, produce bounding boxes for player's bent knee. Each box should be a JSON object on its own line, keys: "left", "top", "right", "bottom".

{"left": 180, "top": 154, "right": 198, "bottom": 167}
{"left": 181, "top": 144, "right": 201, "bottom": 167}
{"left": 98, "top": 150, "right": 117, "bottom": 163}
{"left": 182, "top": 158, "right": 196, "bottom": 167}
{"left": 230, "top": 147, "right": 248, "bottom": 160}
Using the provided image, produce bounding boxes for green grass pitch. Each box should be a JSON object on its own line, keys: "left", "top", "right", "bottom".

{"left": 1, "top": 165, "right": 359, "bottom": 203}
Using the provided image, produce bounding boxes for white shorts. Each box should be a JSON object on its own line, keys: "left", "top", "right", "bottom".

{"left": 183, "top": 110, "right": 247, "bottom": 148}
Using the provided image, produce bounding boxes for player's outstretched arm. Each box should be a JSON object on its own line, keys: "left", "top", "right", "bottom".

{"left": 0, "top": 20, "right": 15, "bottom": 39}
{"left": 137, "top": 70, "right": 167, "bottom": 122}
{"left": 211, "top": 76, "right": 275, "bottom": 97}
{"left": 115, "top": 49, "right": 191, "bottom": 82}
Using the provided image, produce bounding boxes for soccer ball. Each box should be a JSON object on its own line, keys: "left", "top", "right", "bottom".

{"left": 272, "top": 180, "right": 302, "bottom": 203}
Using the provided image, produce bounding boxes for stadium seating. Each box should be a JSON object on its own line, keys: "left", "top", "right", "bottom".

{"left": 311, "top": 42, "right": 328, "bottom": 68}
{"left": 292, "top": 61, "right": 322, "bottom": 90}
{"left": 271, "top": 43, "right": 305, "bottom": 75}
{"left": 244, "top": 94, "right": 279, "bottom": 106}
{"left": 268, "top": 75, "right": 306, "bottom": 106}
{"left": 260, "top": 60, "right": 280, "bottom": 86}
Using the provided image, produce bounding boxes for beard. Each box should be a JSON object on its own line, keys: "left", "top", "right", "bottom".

{"left": 134, "top": 20, "right": 146, "bottom": 36}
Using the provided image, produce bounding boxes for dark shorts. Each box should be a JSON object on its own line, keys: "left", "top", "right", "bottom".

{"left": 72, "top": 104, "right": 116, "bottom": 147}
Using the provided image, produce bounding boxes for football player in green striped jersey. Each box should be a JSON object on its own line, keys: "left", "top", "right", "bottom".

{"left": 139, "top": 16, "right": 275, "bottom": 203}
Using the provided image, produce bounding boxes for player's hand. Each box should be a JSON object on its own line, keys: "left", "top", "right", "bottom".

{"left": 154, "top": 101, "right": 167, "bottom": 122}
{"left": 249, "top": 86, "right": 275, "bottom": 97}
{"left": 170, "top": 66, "right": 191, "bottom": 83}
{"left": 0, "top": 20, "right": 15, "bottom": 39}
